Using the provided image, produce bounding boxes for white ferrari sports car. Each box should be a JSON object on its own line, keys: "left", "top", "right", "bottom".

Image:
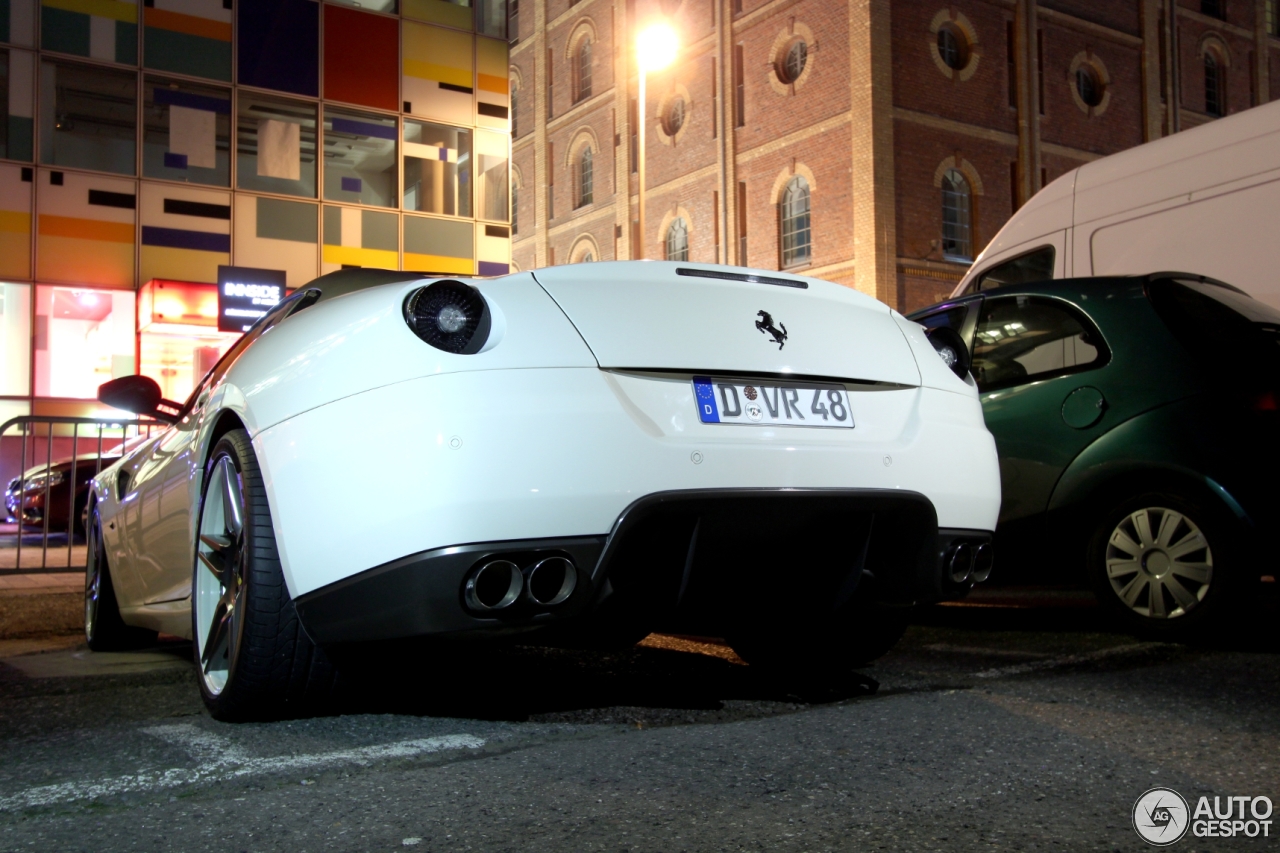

{"left": 86, "top": 262, "right": 1000, "bottom": 720}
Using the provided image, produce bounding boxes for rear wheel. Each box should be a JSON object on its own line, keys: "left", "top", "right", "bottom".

{"left": 84, "top": 503, "right": 156, "bottom": 651}
{"left": 1088, "top": 491, "right": 1231, "bottom": 641}
{"left": 193, "top": 430, "right": 337, "bottom": 721}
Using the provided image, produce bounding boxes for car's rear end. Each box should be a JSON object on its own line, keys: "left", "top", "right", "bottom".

{"left": 239, "top": 262, "right": 999, "bottom": 654}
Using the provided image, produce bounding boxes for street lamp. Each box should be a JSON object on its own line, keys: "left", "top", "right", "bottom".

{"left": 635, "top": 21, "right": 678, "bottom": 260}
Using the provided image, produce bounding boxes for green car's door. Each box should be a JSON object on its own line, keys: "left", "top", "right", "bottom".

{"left": 968, "top": 294, "right": 1111, "bottom": 525}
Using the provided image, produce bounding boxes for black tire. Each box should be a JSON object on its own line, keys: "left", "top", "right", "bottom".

{"left": 1087, "top": 490, "right": 1234, "bottom": 642}
{"left": 192, "top": 429, "right": 337, "bottom": 721}
{"left": 84, "top": 502, "right": 157, "bottom": 651}
{"left": 727, "top": 597, "right": 911, "bottom": 672}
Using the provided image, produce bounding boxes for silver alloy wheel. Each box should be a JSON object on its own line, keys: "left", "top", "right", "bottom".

{"left": 84, "top": 509, "right": 101, "bottom": 640}
{"left": 195, "top": 456, "right": 247, "bottom": 696}
{"left": 1105, "top": 506, "right": 1213, "bottom": 620}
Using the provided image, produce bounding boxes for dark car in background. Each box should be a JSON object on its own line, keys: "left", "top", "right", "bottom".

{"left": 6, "top": 453, "right": 122, "bottom": 538}
{"left": 908, "top": 273, "right": 1279, "bottom": 639}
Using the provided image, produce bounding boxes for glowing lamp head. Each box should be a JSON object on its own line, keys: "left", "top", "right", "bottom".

{"left": 637, "top": 22, "right": 678, "bottom": 72}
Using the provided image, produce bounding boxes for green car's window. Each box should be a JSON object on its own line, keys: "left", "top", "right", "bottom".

{"left": 967, "top": 246, "right": 1056, "bottom": 295}
{"left": 972, "top": 296, "right": 1106, "bottom": 391}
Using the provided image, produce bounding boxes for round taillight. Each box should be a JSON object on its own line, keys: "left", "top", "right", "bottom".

{"left": 404, "top": 280, "right": 491, "bottom": 354}
{"left": 925, "top": 326, "right": 971, "bottom": 380}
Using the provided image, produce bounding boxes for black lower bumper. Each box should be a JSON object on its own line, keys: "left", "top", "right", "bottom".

{"left": 293, "top": 488, "right": 992, "bottom": 646}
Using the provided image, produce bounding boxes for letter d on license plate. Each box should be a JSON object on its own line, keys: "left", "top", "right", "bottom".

{"left": 693, "top": 376, "right": 854, "bottom": 429}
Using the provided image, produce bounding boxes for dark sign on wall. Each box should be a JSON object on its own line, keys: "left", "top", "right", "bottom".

{"left": 217, "top": 265, "right": 286, "bottom": 333}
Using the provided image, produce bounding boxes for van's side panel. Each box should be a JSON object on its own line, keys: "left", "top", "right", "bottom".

{"left": 1086, "top": 174, "right": 1280, "bottom": 310}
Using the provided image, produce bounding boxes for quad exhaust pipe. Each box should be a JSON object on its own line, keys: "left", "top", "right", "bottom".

{"left": 462, "top": 555, "right": 579, "bottom": 613}
{"left": 947, "top": 541, "right": 994, "bottom": 585}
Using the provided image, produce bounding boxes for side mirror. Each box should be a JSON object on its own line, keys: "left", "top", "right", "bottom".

{"left": 97, "top": 376, "right": 180, "bottom": 423}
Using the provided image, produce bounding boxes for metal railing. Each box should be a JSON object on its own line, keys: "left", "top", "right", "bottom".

{"left": 1, "top": 415, "right": 161, "bottom": 575}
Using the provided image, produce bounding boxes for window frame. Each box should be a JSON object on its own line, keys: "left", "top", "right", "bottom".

{"left": 779, "top": 175, "right": 811, "bottom": 269}
{"left": 665, "top": 216, "right": 689, "bottom": 261}
{"left": 970, "top": 293, "right": 1111, "bottom": 393}
{"left": 575, "top": 35, "right": 593, "bottom": 103}
{"left": 1204, "top": 52, "right": 1224, "bottom": 117}
{"left": 940, "top": 168, "right": 973, "bottom": 262}
{"left": 576, "top": 146, "right": 593, "bottom": 208}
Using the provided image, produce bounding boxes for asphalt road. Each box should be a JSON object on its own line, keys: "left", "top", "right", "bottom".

{"left": 0, "top": 591, "right": 1277, "bottom": 853}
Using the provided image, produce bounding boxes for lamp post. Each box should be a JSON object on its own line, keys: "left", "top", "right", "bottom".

{"left": 635, "top": 22, "right": 678, "bottom": 260}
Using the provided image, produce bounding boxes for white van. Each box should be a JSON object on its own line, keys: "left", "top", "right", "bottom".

{"left": 953, "top": 99, "right": 1280, "bottom": 310}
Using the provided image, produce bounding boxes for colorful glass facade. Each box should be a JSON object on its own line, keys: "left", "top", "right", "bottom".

{"left": 0, "top": 0, "right": 510, "bottom": 414}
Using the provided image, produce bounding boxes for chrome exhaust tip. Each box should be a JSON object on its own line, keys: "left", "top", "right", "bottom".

{"left": 464, "top": 560, "right": 523, "bottom": 611}
{"left": 948, "top": 543, "right": 974, "bottom": 585}
{"left": 970, "top": 542, "right": 994, "bottom": 583}
{"left": 525, "top": 556, "right": 577, "bottom": 607}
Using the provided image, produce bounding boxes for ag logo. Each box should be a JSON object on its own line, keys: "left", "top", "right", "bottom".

{"left": 1133, "top": 787, "right": 1190, "bottom": 846}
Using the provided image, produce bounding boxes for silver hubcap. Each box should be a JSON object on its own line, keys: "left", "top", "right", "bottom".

{"left": 1105, "top": 507, "right": 1213, "bottom": 620}
{"left": 195, "top": 456, "right": 246, "bottom": 696}
{"left": 84, "top": 511, "right": 101, "bottom": 639}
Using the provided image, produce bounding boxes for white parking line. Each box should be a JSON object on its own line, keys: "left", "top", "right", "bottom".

{"left": 972, "top": 642, "right": 1169, "bottom": 679}
{"left": 0, "top": 725, "right": 485, "bottom": 811}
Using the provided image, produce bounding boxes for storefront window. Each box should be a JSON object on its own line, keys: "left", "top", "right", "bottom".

{"left": 34, "top": 285, "right": 136, "bottom": 399}
{"left": 0, "top": 282, "right": 30, "bottom": 396}
{"left": 236, "top": 94, "right": 317, "bottom": 198}
{"left": 323, "top": 108, "right": 397, "bottom": 208}
{"left": 403, "top": 120, "right": 471, "bottom": 216}
{"left": 137, "top": 279, "right": 239, "bottom": 402}
{"left": 475, "top": 129, "right": 508, "bottom": 222}
{"left": 143, "top": 78, "right": 232, "bottom": 187}
{"left": 39, "top": 60, "right": 137, "bottom": 176}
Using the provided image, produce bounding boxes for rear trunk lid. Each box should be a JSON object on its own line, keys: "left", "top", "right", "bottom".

{"left": 532, "top": 263, "right": 921, "bottom": 385}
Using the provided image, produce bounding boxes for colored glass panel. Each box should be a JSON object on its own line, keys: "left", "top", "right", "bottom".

{"left": 323, "top": 107, "right": 397, "bottom": 208}
{"left": 403, "top": 0, "right": 470, "bottom": 32}
{"left": 0, "top": 48, "right": 34, "bottom": 160}
{"left": 35, "top": 169, "right": 135, "bottom": 287}
{"left": 402, "top": 22, "right": 473, "bottom": 125}
{"left": 40, "top": 0, "right": 137, "bottom": 64}
{"left": 323, "top": 5, "right": 398, "bottom": 112}
{"left": 143, "top": 1, "right": 233, "bottom": 82}
{"left": 403, "top": 213, "right": 472, "bottom": 274}
{"left": 475, "top": 36, "right": 508, "bottom": 129}
{"left": 237, "top": 0, "right": 317, "bottom": 97}
{"left": 236, "top": 93, "right": 317, "bottom": 198}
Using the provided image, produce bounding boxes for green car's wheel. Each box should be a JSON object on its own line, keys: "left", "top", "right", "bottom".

{"left": 193, "top": 429, "right": 337, "bottom": 721}
{"left": 1088, "top": 492, "right": 1232, "bottom": 640}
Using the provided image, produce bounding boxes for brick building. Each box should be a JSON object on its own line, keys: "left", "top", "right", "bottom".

{"left": 510, "top": 0, "right": 1280, "bottom": 311}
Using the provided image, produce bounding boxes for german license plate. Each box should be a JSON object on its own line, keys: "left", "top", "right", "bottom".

{"left": 692, "top": 376, "right": 854, "bottom": 428}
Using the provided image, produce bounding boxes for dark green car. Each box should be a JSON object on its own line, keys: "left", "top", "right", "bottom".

{"left": 909, "top": 273, "right": 1279, "bottom": 639}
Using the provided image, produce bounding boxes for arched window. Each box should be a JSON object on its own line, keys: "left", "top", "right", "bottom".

{"left": 576, "top": 36, "right": 593, "bottom": 102}
{"left": 941, "top": 168, "right": 972, "bottom": 262}
{"left": 1204, "top": 53, "right": 1224, "bottom": 116}
{"left": 665, "top": 217, "right": 689, "bottom": 261}
{"left": 577, "top": 147, "right": 593, "bottom": 207}
{"left": 510, "top": 85, "right": 519, "bottom": 136}
{"left": 581, "top": 251, "right": 594, "bottom": 262}
{"left": 779, "top": 176, "right": 811, "bottom": 268}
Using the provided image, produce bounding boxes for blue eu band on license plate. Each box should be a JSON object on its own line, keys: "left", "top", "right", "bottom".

{"left": 692, "top": 377, "right": 854, "bottom": 429}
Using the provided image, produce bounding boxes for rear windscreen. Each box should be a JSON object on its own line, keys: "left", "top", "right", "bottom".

{"left": 1147, "top": 278, "right": 1280, "bottom": 378}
